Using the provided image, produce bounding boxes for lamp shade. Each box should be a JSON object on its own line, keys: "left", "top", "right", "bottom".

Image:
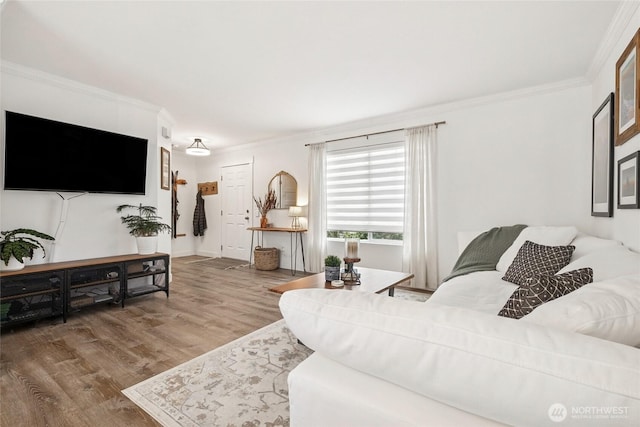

{"left": 289, "top": 205, "right": 303, "bottom": 229}
{"left": 288, "top": 206, "right": 303, "bottom": 217}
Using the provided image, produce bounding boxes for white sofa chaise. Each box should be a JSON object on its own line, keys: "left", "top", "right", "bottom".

{"left": 279, "top": 226, "right": 640, "bottom": 426}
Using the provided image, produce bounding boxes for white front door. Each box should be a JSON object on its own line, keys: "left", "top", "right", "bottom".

{"left": 221, "top": 163, "right": 252, "bottom": 260}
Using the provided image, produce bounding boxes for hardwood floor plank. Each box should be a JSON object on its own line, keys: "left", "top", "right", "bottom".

{"left": 1, "top": 257, "right": 304, "bottom": 426}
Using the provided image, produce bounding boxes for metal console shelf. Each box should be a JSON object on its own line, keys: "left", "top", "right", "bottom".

{"left": 0, "top": 253, "right": 169, "bottom": 328}
{"left": 247, "top": 227, "right": 307, "bottom": 275}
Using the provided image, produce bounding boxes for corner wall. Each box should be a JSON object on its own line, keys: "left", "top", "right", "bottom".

{"left": 588, "top": 6, "right": 640, "bottom": 251}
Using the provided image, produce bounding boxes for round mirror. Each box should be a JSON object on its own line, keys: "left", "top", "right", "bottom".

{"left": 268, "top": 171, "right": 297, "bottom": 209}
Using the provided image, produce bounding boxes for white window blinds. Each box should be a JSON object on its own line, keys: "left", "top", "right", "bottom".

{"left": 326, "top": 140, "right": 405, "bottom": 233}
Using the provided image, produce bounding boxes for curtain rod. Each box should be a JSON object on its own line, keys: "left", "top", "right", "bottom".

{"left": 305, "top": 120, "right": 446, "bottom": 146}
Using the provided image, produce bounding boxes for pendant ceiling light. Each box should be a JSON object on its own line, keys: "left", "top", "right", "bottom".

{"left": 186, "top": 138, "right": 210, "bottom": 156}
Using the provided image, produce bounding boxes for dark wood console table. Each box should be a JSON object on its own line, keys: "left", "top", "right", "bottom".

{"left": 0, "top": 253, "right": 169, "bottom": 327}
{"left": 247, "top": 227, "right": 306, "bottom": 275}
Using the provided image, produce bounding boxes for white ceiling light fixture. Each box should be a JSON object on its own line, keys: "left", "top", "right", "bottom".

{"left": 186, "top": 137, "right": 210, "bottom": 156}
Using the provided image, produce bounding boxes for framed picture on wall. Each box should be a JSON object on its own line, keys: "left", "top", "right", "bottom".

{"left": 618, "top": 151, "right": 640, "bottom": 209}
{"left": 592, "top": 93, "right": 614, "bottom": 217}
{"left": 615, "top": 29, "right": 640, "bottom": 146}
{"left": 160, "top": 147, "right": 170, "bottom": 190}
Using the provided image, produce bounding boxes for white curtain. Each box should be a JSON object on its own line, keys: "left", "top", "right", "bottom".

{"left": 307, "top": 143, "right": 327, "bottom": 273}
{"left": 402, "top": 125, "right": 438, "bottom": 289}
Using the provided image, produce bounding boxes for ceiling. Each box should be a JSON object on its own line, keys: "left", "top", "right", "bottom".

{"left": 0, "top": 1, "right": 620, "bottom": 151}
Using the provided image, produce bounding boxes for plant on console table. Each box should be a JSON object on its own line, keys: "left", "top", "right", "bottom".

{"left": 117, "top": 204, "right": 171, "bottom": 255}
{"left": 324, "top": 255, "right": 342, "bottom": 281}
{"left": 0, "top": 228, "right": 55, "bottom": 271}
{"left": 254, "top": 189, "right": 277, "bottom": 228}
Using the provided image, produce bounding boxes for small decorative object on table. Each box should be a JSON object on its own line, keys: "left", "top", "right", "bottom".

{"left": 324, "top": 255, "right": 341, "bottom": 281}
{"left": 342, "top": 237, "right": 361, "bottom": 284}
{"left": 254, "top": 190, "right": 277, "bottom": 228}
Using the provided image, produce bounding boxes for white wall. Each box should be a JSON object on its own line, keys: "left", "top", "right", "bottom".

{"left": 0, "top": 63, "right": 169, "bottom": 264}
{"left": 588, "top": 5, "right": 640, "bottom": 252}
{"left": 172, "top": 81, "right": 593, "bottom": 281}
{"left": 436, "top": 84, "right": 592, "bottom": 279}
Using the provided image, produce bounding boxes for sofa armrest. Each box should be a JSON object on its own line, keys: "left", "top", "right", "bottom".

{"left": 280, "top": 289, "right": 640, "bottom": 426}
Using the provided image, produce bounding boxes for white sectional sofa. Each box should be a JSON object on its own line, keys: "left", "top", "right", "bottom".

{"left": 279, "top": 226, "right": 640, "bottom": 426}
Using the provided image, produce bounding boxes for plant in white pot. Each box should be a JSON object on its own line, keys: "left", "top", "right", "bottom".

{"left": 0, "top": 228, "right": 55, "bottom": 271}
{"left": 116, "top": 204, "right": 171, "bottom": 255}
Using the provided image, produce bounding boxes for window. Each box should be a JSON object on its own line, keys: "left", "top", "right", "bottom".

{"left": 326, "top": 134, "right": 404, "bottom": 242}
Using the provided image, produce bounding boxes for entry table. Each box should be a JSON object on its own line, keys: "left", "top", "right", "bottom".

{"left": 248, "top": 227, "right": 307, "bottom": 275}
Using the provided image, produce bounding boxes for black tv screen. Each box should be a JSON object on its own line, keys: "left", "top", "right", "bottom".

{"left": 4, "top": 111, "right": 148, "bottom": 194}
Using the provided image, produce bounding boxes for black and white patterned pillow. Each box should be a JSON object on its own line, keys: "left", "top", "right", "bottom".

{"left": 498, "top": 268, "right": 593, "bottom": 319}
{"left": 502, "top": 240, "right": 575, "bottom": 285}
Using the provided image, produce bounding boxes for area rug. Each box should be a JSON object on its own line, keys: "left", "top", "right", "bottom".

{"left": 122, "top": 320, "right": 312, "bottom": 427}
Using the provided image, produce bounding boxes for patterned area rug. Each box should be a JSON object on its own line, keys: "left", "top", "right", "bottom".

{"left": 122, "top": 320, "right": 312, "bottom": 427}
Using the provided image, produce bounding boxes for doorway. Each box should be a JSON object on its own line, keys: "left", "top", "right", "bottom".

{"left": 221, "top": 163, "right": 253, "bottom": 260}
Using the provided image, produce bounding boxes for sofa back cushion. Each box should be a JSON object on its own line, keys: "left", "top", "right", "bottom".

{"left": 522, "top": 274, "right": 640, "bottom": 346}
{"left": 558, "top": 245, "right": 640, "bottom": 282}
{"left": 569, "top": 232, "right": 622, "bottom": 260}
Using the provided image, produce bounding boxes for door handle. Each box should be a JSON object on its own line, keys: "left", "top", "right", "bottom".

{"left": 244, "top": 216, "right": 249, "bottom": 220}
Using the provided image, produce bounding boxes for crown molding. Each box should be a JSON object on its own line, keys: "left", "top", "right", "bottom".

{"left": 216, "top": 76, "right": 589, "bottom": 153}
{"left": 1, "top": 61, "right": 162, "bottom": 113}
{"left": 158, "top": 108, "right": 176, "bottom": 126}
{"left": 586, "top": 1, "right": 639, "bottom": 81}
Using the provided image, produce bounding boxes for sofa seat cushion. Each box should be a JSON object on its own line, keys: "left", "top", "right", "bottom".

{"left": 280, "top": 289, "right": 640, "bottom": 427}
{"left": 289, "top": 353, "right": 505, "bottom": 427}
{"left": 428, "top": 271, "right": 516, "bottom": 314}
{"left": 522, "top": 274, "right": 640, "bottom": 346}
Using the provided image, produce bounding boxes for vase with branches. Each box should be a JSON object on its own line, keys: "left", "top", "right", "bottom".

{"left": 254, "top": 190, "right": 277, "bottom": 228}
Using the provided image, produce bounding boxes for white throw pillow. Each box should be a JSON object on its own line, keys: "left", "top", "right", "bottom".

{"left": 496, "top": 226, "right": 578, "bottom": 272}
{"left": 557, "top": 245, "right": 640, "bottom": 282}
{"left": 569, "top": 232, "right": 622, "bottom": 260}
{"left": 522, "top": 274, "right": 640, "bottom": 346}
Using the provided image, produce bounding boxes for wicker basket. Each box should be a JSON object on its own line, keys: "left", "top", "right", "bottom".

{"left": 254, "top": 246, "right": 280, "bottom": 270}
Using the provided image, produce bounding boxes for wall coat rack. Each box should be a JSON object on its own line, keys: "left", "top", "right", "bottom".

{"left": 197, "top": 181, "right": 218, "bottom": 196}
{"left": 172, "top": 171, "right": 187, "bottom": 238}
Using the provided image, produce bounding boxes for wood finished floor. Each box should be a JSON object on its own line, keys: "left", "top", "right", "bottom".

{"left": 0, "top": 256, "right": 304, "bottom": 427}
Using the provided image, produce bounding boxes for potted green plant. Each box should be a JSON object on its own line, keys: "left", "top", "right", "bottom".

{"left": 116, "top": 204, "right": 171, "bottom": 254}
{"left": 0, "top": 228, "right": 55, "bottom": 271}
{"left": 324, "top": 255, "right": 342, "bottom": 281}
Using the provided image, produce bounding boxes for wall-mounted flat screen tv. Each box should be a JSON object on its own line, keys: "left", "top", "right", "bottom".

{"left": 4, "top": 111, "right": 148, "bottom": 194}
